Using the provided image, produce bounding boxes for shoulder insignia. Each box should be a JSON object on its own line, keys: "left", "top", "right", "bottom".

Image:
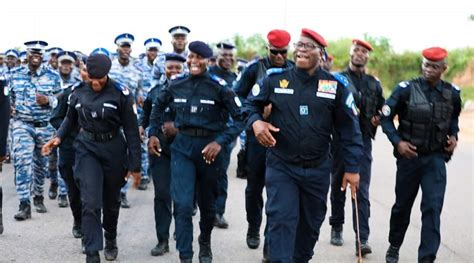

{"left": 332, "top": 72, "right": 349, "bottom": 87}
{"left": 114, "top": 81, "right": 130, "bottom": 95}
{"left": 451, "top": 83, "right": 461, "bottom": 92}
{"left": 170, "top": 72, "right": 187, "bottom": 81}
{"left": 398, "top": 81, "right": 410, "bottom": 88}
{"left": 246, "top": 59, "right": 259, "bottom": 68}
{"left": 266, "top": 68, "right": 284, "bottom": 76}
{"left": 210, "top": 74, "right": 227, "bottom": 86}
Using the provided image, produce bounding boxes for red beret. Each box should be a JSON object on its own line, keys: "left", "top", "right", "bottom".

{"left": 301, "top": 28, "right": 327, "bottom": 47}
{"left": 352, "top": 39, "right": 373, "bottom": 51}
{"left": 267, "top": 29, "right": 291, "bottom": 48}
{"left": 422, "top": 47, "right": 448, "bottom": 62}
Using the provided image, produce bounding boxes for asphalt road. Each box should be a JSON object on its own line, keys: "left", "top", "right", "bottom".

{"left": 0, "top": 132, "right": 472, "bottom": 262}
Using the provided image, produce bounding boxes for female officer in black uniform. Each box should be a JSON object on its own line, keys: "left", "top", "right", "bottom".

{"left": 42, "top": 53, "right": 141, "bottom": 263}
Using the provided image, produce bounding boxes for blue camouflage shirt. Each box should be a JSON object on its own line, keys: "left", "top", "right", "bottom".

{"left": 8, "top": 65, "right": 62, "bottom": 122}
{"left": 109, "top": 58, "right": 143, "bottom": 99}
{"left": 134, "top": 56, "right": 156, "bottom": 96}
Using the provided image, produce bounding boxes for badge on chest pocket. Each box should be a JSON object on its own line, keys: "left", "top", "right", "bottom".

{"left": 190, "top": 105, "right": 198, "bottom": 113}
{"left": 91, "top": 111, "right": 98, "bottom": 118}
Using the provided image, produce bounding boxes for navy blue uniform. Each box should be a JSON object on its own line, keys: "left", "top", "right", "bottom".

{"left": 234, "top": 57, "right": 294, "bottom": 238}
{"left": 57, "top": 78, "right": 141, "bottom": 253}
{"left": 141, "top": 78, "right": 175, "bottom": 244}
{"left": 0, "top": 75, "right": 10, "bottom": 233}
{"left": 149, "top": 71, "right": 245, "bottom": 260}
{"left": 245, "top": 67, "right": 363, "bottom": 262}
{"left": 329, "top": 68, "right": 385, "bottom": 242}
{"left": 381, "top": 78, "right": 461, "bottom": 262}
{"left": 208, "top": 65, "right": 237, "bottom": 218}
{"left": 50, "top": 80, "right": 82, "bottom": 231}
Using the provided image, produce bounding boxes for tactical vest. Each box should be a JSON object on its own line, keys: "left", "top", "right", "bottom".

{"left": 341, "top": 71, "right": 380, "bottom": 138}
{"left": 399, "top": 78, "right": 453, "bottom": 153}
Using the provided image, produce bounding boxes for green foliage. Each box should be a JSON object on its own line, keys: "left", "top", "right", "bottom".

{"left": 461, "top": 87, "right": 474, "bottom": 106}
{"left": 232, "top": 34, "right": 267, "bottom": 60}
{"left": 325, "top": 35, "right": 474, "bottom": 95}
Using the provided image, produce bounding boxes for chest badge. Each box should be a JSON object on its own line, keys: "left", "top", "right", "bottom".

{"left": 279, "top": 79, "right": 289, "bottom": 89}
{"left": 190, "top": 105, "right": 198, "bottom": 113}
{"left": 299, "top": 105, "right": 309, "bottom": 116}
{"left": 91, "top": 111, "right": 98, "bottom": 118}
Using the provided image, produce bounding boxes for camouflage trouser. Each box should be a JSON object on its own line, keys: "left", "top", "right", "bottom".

{"left": 48, "top": 147, "right": 68, "bottom": 196}
{"left": 11, "top": 120, "right": 54, "bottom": 202}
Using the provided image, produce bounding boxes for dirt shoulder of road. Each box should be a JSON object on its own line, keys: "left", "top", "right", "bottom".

{"left": 459, "top": 110, "right": 474, "bottom": 143}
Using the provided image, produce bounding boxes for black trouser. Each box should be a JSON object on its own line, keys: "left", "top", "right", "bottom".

{"left": 245, "top": 132, "right": 267, "bottom": 230}
{"left": 58, "top": 136, "right": 82, "bottom": 225}
{"left": 74, "top": 132, "right": 127, "bottom": 252}
{"left": 150, "top": 152, "right": 172, "bottom": 243}
{"left": 171, "top": 133, "right": 221, "bottom": 259}
{"left": 330, "top": 136, "right": 372, "bottom": 241}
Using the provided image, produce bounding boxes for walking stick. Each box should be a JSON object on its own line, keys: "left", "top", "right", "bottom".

{"left": 354, "top": 193, "right": 363, "bottom": 263}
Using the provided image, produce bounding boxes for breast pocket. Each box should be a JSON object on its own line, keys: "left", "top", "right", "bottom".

{"left": 102, "top": 102, "right": 118, "bottom": 120}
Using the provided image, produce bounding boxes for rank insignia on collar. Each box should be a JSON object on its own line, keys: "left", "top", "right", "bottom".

{"left": 279, "top": 79, "right": 289, "bottom": 89}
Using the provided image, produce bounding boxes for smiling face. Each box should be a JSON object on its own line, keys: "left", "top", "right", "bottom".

{"left": 217, "top": 48, "right": 235, "bottom": 70}
{"left": 28, "top": 51, "right": 43, "bottom": 69}
{"left": 294, "top": 36, "right": 322, "bottom": 71}
{"left": 172, "top": 34, "right": 187, "bottom": 53}
{"left": 165, "top": 60, "right": 184, "bottom": 79}
{"left": 187, "top": 52, "right": 208, "bottom": 76}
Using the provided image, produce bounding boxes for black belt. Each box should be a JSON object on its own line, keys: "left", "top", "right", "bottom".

{"left": 292, "top": 158, "right": 324, "bottom": 169}
{"left": 81, "top": 129, "right": 118, "bottom": 142}
{"left": 179, "top": 127, "right": 216, "bottom": 137}
{"left": 23, "top": 121, "right": 49, "bottom": 128}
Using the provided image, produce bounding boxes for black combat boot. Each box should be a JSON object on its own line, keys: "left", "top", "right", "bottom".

{"left": 137, "top": 178, "right": 149, "bottom": 190}
{"left": 86, "top": 251, "right": 100, "bottom": 263}
{"left": 14, "top": 201, "right": 31, "bottom": 220}
{"left": 198, "top": 234, "right": 213, "bottom": 263}
{"left": 58, "top": 195, "right": 69, "bottom": 207}
{"left": 214, "top": 214, "right": 229, "bottom": 229}
{"left": 0, "top": 186, "right": 3, "bottom": 234}
{"left": 355, "top": 240, "right": 372, "bottom": 256}
{"left": 150, "top": 240, "right": 169, "bottom": 256}
{"left": 72, "top": 221, "right": 83, "bottom": 238}
{"left": 104, "top": 231, "right": 118, "bottom": 261}
{"left": 246, "top": 226, "right": 260, "bottom": 249}
{"left": 33, "top": 195, "right": 47, "bottom": 213}
{"left": 48, "top": 182, "right": 58, "bottom": 200}
{"left": 330, "top": 225, "right": 343, "bottom": 246}
{"left": 385, "top": 245, "right": 400, "bottom": 263}
{"left": 120, "top": 192, "right": 130, "bottom": 208}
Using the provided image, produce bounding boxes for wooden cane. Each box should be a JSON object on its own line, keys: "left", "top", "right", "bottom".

{"left": 354, "top": 193, "right": 363, "bottom": 263}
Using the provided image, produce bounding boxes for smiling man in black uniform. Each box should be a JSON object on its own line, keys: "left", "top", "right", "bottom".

{"left": 148, "top": 41, "right": 245, "bottom": 263}
{"left": 244, "top": 28, "right": 363, "bottom": 262}
{"left": 43, "top": 53, "right": 141, "bottom": 263}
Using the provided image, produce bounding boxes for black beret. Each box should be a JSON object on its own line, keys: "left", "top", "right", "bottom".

{"left": 188, "top": 41, "right": 213, "bottom": 59}
{"left": 165, "top": 53, "right": 186, "bottom": 63}
{"left": 86, "top": 54, "right": 111, "bottom": 79}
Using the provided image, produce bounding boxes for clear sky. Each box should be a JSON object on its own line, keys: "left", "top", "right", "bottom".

{"left": 1, "top": 0, "right": 472, "bottom": 56}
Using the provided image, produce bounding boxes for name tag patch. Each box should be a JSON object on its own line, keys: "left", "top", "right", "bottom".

{"left": 274, "top": 88, "right": 294, "bottom": 94}
{"left": 317, "top": 80, "right": 337, "bottom": 99}
{"left": 200, "top": 99, "right": 215, "bottom": 105}
{"left": 174, "top": 98, "right": 187, "bottom": 103}
{"left": 299, "top": 105, "right": 309, "bottom": 115}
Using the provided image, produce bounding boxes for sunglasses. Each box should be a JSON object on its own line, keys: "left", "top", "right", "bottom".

{"left": 269, "top": 49, "right": 288, "bottom": 55}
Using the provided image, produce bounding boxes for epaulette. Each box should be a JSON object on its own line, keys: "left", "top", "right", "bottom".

{"left": 210, "top": 74, "right": 227, "bottom": 86}
{"left": 398, "top": 81, "right": 410, "bottom": 88}
{"left": 332, "top": 72, "right": 349, "bottom": 87}
{"left": 114, "top": 81, "right": 131, "bottom": 95}
{"left": 266, "top": 68, "right": 285, "bottom": 76}
{"left": 246, "top": 59, "right": 259, "bottom": 68}
{"left": 451, "top": 83, "right": 461, "bottom": 92}
{"left": 71, "top": 81, "right": 83, "bottom": 91}
{"left": 170, "top": 72, "right": 187, "bottom": 82}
